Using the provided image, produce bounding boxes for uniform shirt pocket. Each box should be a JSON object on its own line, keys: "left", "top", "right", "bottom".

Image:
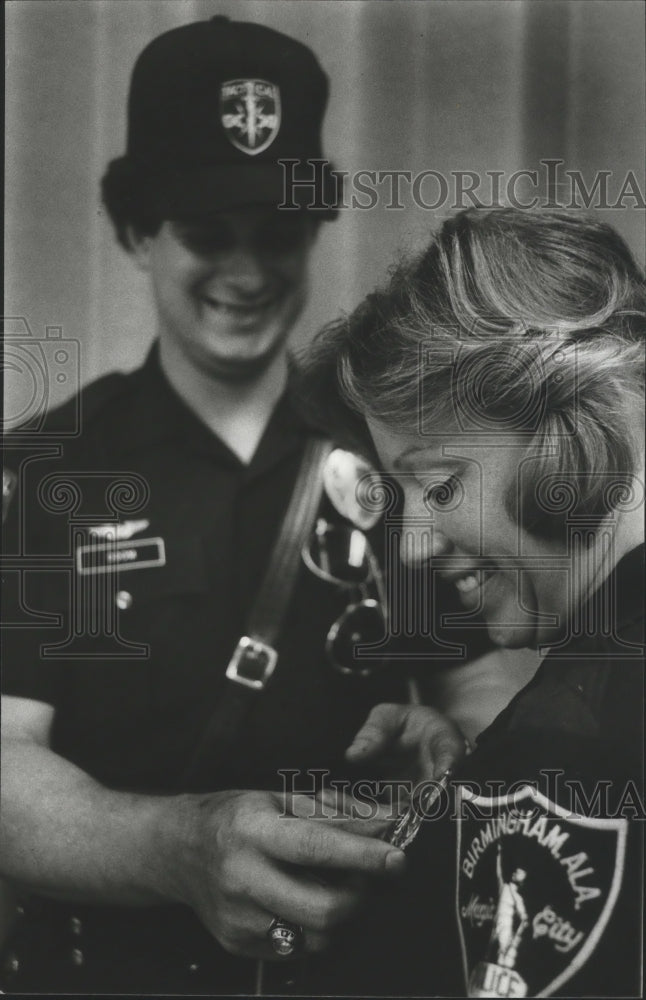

{"left": 50, "top": 534, "right": 212, "bottom": 788}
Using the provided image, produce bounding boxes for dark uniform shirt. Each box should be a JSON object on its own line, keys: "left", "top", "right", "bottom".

{"left": 315, "top": 544, "right": 644, "bottom": 998}
{"left": 1, "top": 347, "right": 477, "bottom": 994}
{"left": 2, "top": 347, "right": 413, "bottom": 792}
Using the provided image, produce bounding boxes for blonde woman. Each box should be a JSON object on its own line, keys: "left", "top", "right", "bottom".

{"left": 304, "top": 208, "right": 644, "bottom": 997}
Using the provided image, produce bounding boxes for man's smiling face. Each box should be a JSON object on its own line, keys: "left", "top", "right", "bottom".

{"left": 133, "top": 208, "right": 316, "bottom": 380}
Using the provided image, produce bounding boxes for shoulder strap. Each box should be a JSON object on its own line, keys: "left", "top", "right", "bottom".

{"left": 181, "top": 437, "right": 333, "bottom": 785}
{"left": 248, "top": 436, "right": 333, "bottom": 644}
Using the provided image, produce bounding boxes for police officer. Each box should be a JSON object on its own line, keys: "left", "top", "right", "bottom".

{"left": 1, "top": 16, "right": 437, "bottom": 994}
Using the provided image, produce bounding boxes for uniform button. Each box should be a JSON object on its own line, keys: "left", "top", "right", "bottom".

{"left": 188, "top": 962, "right": 199, "bottom": 973}
{"left": 276, "top": 976, "right": 298, "bottom": 993}
{"left": 4, "top": 953, "right": 19, "bottom": 974}
{"left": 116, "top": 590, "right": 133, "bottom": 610}
{"left": 70, "top": 916, "right": 83, "bottom": 935}
{"left": 70, "top": 948, "right": 84, "bottom": 966}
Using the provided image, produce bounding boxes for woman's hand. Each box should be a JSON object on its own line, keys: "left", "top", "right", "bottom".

{"left": 345, "top": 702, "right": 468, "bottom": 791}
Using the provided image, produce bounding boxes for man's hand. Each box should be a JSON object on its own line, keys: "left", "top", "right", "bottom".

{"left": 179, "top": 789, "right": 404, "bottom": 960}
{"left": 345, "top": 702, "right": 468, "bottom": 791}
{"left": 1, "top": 698, "right": 404, "bottom": 962}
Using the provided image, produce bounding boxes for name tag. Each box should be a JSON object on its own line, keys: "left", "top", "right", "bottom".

{"left": 76, "top": 537, "right": 166, "bottom": 575}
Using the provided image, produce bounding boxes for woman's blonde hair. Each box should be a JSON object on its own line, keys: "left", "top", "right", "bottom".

{"left": 306, "top": 208, "right": 645, "bottom": 540}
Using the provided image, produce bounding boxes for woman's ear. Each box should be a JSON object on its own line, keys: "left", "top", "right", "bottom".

{"left": 126, "top": 226, "right": 152, "bottom": 272}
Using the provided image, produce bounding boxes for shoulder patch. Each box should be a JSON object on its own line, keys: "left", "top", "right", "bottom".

{"left": 455, "top": 785, "right": 628, "bottom": 998}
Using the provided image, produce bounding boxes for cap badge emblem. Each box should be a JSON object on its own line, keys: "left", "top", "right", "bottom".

{"left": 220, "top": 79, "right": 281, "bottom": 155}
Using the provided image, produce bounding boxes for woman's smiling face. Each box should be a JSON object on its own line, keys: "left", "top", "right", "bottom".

{"left": 367, "top": 417, "right": 578, "bottom": 649}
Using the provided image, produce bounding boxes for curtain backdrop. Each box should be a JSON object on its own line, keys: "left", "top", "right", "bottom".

{"left": 5, "top": 0, "right": 646, "bottom": 418}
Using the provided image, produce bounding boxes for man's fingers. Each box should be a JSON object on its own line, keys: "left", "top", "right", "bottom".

{"left": 243, "top": 856, "right": 368, "bottom": 932}
{"left": 286, "top": 793, "right": 332, "bottom": 820}
{"left": 321, "top": 809, "right": 393, "bottom": 839}
{"left": 345, "top": 703, "right": 409, "bottom": 760}
{"left": 213, "top": 902, "right": 330, "bottom": 961}
{"left": 289, "top": 791, "right": 394, "bottom": 833}
{"left": 264, "top": 816, "right": 405, "bottom": 875}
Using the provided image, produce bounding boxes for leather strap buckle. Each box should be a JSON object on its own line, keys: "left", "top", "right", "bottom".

{"left": 225, "top": 636, "right": 278, "bottom": 691}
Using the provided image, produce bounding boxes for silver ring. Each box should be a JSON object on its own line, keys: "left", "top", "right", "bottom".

{"left": 267, "top": 916, "right": 303, "bottom": 957}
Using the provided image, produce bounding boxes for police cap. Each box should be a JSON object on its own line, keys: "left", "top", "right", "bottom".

{"left": 114, "top": 15, "right": 339, "bottom": 217}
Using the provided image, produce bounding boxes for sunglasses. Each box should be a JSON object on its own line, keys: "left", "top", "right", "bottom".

{"left": 302, "top": 519, "right": 388, "bottom": 677}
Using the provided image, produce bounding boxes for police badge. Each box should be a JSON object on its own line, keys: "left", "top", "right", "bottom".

{"left": 455, "top": 785, "right": 628, "bottom": 998}
{"left": 322, "top": 449, "right": 383, "bottom": 530}
{"left": 220, "top": 79, "right": 281, "bottom": 155}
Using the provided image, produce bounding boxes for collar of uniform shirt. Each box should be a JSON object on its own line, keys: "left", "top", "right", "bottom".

{"left": 106, "top": 344, "right": 323, "bottom": 473}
